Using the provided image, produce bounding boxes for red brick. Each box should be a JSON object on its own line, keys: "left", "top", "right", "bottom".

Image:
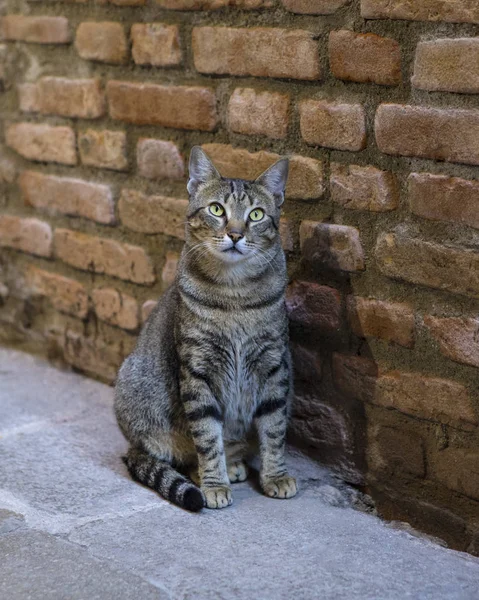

{"left": 424, "top": 315, "right": 479, "bottom": 369}
{"left": 282, "top": 0, "right": 348, "bottom": 14}
{"left": 107, "top": 80, "right": 218, "bottom": 131}
{"left": 137, "top": 139, "right": 184, "bottom": 180}
{"left": 63, "top": 331, "right": 124, "bottom": 383}
{"left": 161, "top": 251, "right": 179, "bottom": 286}
{"left": 332, "top": 353, "right": 379, "bottom": 403}
{"left": 131, "top": 23, "right": 181, "bottom": 67}
{"left": 300, "top": 220, "right": 365, "bottom": 272}
{"left": 331, "top": 163, "right": 399, "bottom": 212}
{"left": 368, "top": 425, "right": 425, "bottom": 478}
{"left": 299, "top": 100, "right": 366, "bottom": 151}
{"left": 141, "top": 300, "right": 157, "bottom": 323}
{"left": 92, "top": 287, "right": 139, "bottom": 330}
{"left": 6, "top": 123, "right": 76, "bottom": 165}
{"left": 202, "top": 144, "right": 323, "bottom": 199}
{"left": 361, "top": 0, "right": 479, "bottom": 24}
{"left": 17, "top": 83, "right": 40, "bottom": 113}
{"left": 75, "top": 22, "right": 128, "bottom": 64}
{"left": 412, "top": 38, "right": 479, "bottom": 94}
{"left": 26, "top": 266, "right": 88, "bottom": 318}
{"left": 347, "top": 296, "right": 415, "bottom": 348}
{"left": 329, "top": 30, "right": 402, "bottom": 86}
{"left": 375, "top": 232, "right": 479, "bottom": 299}
{"left": 286, "top": 280, "right": 341, "bottom": 332}
{"left": 0, "top": 15, "right": 70, "bottom": 44}
{"left": 19, "top": 170, "right": 114, "bottom": 225}
{"left": 119, "top": 189, "right": 188, "bottom": 239}
{"left": 192, "top": 27, "right": 321, "bottom": 81}
{"left": 431, "top": 448, "right": 479, "bottom": 501}
{"left": 79, "top": 129, "right": 127, "bottom": 171}
{"left": 408, "top": 172, "right": 479, "bottom": 230}
{"left": 228, "top": 88, "right": 290, "bottom": 139}
{"left": 36, "top": 77, "right": 105, "bottom": 119}
{"left": 156, "top": 0, "right": 269, "bottom": 7}
{"left": 279, "top": 218, "right": 294, "bottom": 252}
{"left": 0, "top": 215, "right": 52, "bottom": 257}
{"left": 54, "top": 229, "right": 155, "bottom": 285}
{"left": 375, "top": 104, "right": 479, "bottom": 166}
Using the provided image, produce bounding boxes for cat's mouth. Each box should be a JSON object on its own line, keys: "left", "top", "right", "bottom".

{"left": 223, "top": 247, "right": 243, "bottom": 255}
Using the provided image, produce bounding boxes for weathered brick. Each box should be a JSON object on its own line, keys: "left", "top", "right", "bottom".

{"left": 141, "top": 300, "right": 157, "bottom": 323}
{"left": 290, "top": 342, "right": 322, "bottom": 383}
{"left": 17, "top": 83, "right": 40, "bottom": 113}
{"left": 79, "top": 129, "right": 127, "bottom": 171}
{"left": 375, "top": 104, "right": 479, "bottom": 166}
{"left": 111, "top": 0, "right": 145, "bottom": 5}
{"left": 332, "top": 353, "right": 378, "bottom": 403}
{"left": 6, "top": 123, "right": 76, "bottom": 165}
{"left": 412, "top": 38, "right": 479, "bottom": 94}
{"left": 92, "top": 287, "right": 139, "bottom": 330}
{"left": 361, "top": 0, "right": 479, "bottom": 24}
{"left": 54, "top": 229, "right": 155, "bottom": 285}
{"left": 228, "top": 88, "right": 290, "bottom": 139}
{"left": 282, "top": 0, "right": 348, "bottom": 15}
{"left": 0, "top": 15, "right": 70, "bottom": 44}
{"left": 331, "top": 163, "right": 399, "bottom": 212}
{"left": 368, "top": 425, "right": 425, "bottom": 478}
{"left": 156, "top": 0, "right": 269, "bottom": 7}
{"left": 192, "top": 27, "right": 321, "bottom": 81}
{"left": 202, "top": 144, "right": 323, "bottom": 199}
{"left": 161, "top": 251, "right": 179, "bottom": 286}
{"left": 0, "top": 215, "right": 52, "bottom": 257}
{"left": 299, "top": 100, "right": 367, "bottom": 151}
{"left": 286, "top": 280, "right": 341, "bottom": 332}
{"left": 75, "top": 22, "right": 128, "bottom": 64}
{"left": 424, "top": 315, "right": 479, "bottom": 369}
{"left": 376, "top": 232, "right": 479, "bottom": 299}
{"left": 289, "top": 404, "right": 352, "bottom": 456}
{"left": 63, "top": 331, "right": 124, "bottom": 383}
{"left": 329, "top": 30, "right": 401, "bottom": 86}
{"left": 137, "top": 139, "right": 184, "bottom": 180}
{"left": 347, "top": 296, "right": 415, "bottom": 348}
{"left": 26, "top": 266, "right": 88, "bottom": 318}
{"left": 0, "top": 156, "right": 16, "bottom": 184}
{"left": 408, "top": 172, "right": 479, "bottom": 230}
{"left": 19, "top": 170, "right": 114, "bottom": 225}
{"left": 107, "top": 81, "right": 218, "bottom": 131}
{"left": 119, "top": 189, "right": 188, "bottom": 239}
{"left": 300, "top": 221, "right": 365, "bottom": 272}
{"left": 36, "top": 77, "right": 105, "bottom": 119}
{"left": 279, "top": 218, "right": 294, "bottom": 252}
{"left": 431, "top": 448, "right": 479, "bottom": 501}
{"left": 131, "top": 23, "right": 181, "bottom": 67}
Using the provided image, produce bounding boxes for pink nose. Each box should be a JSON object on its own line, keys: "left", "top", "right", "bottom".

{"left": 228, "top": 231, "right": 244, "bottom": 243}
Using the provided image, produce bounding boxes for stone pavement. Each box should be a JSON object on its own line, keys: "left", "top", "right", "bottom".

{"left": 1, "top": 347, "right": 478, "bottom": 600}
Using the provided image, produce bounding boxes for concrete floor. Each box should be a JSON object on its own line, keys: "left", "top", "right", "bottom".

{"left": 1, "top": 347, "right": 478, "bottom": 600}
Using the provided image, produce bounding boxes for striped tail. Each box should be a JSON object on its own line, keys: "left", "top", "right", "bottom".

{"left": 123, "top": 448, "right": 205, "bottom": 512}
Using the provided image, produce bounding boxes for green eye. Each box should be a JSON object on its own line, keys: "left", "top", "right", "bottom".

{"left": 249, "top": 208, "right": 264, "bottom": 222}
{"left": 209, "top": 203, "right": 225, "bottom": 217}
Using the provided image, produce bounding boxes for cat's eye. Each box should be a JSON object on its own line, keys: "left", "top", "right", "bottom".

{"left": 209, "top": 203, "right": 225, "bottom": 217}
{"left": 249, "top": 208, "right": 264, "bottom": 222}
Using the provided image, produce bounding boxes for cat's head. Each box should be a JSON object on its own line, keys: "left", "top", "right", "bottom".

{"left": 185, "top": 146, "right": 289, "bottom": 266}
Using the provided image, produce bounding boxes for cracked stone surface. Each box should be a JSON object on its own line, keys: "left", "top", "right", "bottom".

{"left": 1, "top": 347, "right": 479, "bottom": 600}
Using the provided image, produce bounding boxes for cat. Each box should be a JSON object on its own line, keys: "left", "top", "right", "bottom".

{"left": 114, "top": 146, "right": 297, "bottom": 511}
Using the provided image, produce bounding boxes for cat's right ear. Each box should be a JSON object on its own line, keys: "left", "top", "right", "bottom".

{"left": 187, "top": 146, "right": 221, "bottom": 196}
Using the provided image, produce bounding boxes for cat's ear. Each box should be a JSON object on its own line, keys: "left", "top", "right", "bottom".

{"left": 187, "top": 146, "right": 221, "bottom": 196}
{"left": 255, "top": 158, "right": 289, "bottom": 207}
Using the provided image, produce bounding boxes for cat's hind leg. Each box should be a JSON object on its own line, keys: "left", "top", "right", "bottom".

{"left": 225, "top": 441, "right": 249, "bottom": 483}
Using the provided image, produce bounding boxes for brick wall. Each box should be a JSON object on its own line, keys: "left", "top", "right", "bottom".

{"left": 0, "top": 0, "right": 478, "bottom": 553}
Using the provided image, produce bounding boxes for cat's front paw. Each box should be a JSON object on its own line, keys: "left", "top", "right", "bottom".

{"left": 261, "top": 475, "right": 297, "bottom": 499}
{"left": 228, "top": 461, "right": 249, "bottom": 483}
{"left": 202, "top": 485, "right": 233, "bottom": 509}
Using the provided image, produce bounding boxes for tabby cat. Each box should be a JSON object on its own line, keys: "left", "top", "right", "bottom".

{"left": 114, "top": 147, "right": 297, "bottom": 511}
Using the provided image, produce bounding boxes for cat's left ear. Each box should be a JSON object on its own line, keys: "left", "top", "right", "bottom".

{"left": 255, "top": 158, "right": 289, "bottom": 207}
{"left": 187, "top": 146, "right": 221, "bottom": 196}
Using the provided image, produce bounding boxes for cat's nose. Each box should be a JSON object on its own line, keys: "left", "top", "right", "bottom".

{"left": 227, "top": 231, "right": 244, "bottom": 244}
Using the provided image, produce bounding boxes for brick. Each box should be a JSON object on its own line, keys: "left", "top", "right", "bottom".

{"left": 75, "top": 22, "right": 128, "bottom": 64}
{"left": 161, "top": 251, "right": 179, "bottom": 286}
{"left": 299, "top": 100, "right": 366, "bottom": 151}
{"left": 376, "top": 104, "right": 479, "bottom": 166}
{"left": 228, "top": 88, "right": 290, "bottom": 139}
{"left": 131, "top": 23, "right": 181, "bottom": 67}
{"left": 424, "top": 315, "right": 479, "bottom": 369}
{"left": 0, "top": 156, "right": 16, "bottom": 184}
{"left": 92, "top": 287, "right": 139, "bottom": 330}
{"left": 107, "top": 81, "right": 217, "bottom": 131}
{"left": 17, "top": 83, "right": 40, "bottom": 113}
{"left": 63, "top": 331, "right": 123, "bottom": 383}
{"left": 26, "top": 266, "right": 88, "bottom": 318}
{"left": 79, "top": 129, "right": 127, "bottom": 171}
{"left": 137, "top": 139, "right": 184, "bottom": 180}
{"left": 119, "top": 189, "right": 188, "bottom": 239}
{"left": 286, "top": 280, "right": 341, "bottom": 332}
{"left": 0, "top": 15, "right": 70, "bottom": 44}
{"left": 329, "top": 30, "right": 401, "bottom": 86}
{"left": 331, "top": 164, "right": 399, "bottom": 212}
{"left": 300, "top": 221, "right": 365, "bottom": 272}
{"left": 0, "top": 215, "right": 52, "bottom": 257}
{"left": 332, "top": 353, "right": 379, "bottom": 403}
{"left": 54, "top": 229, "right": 155, "bottom": 285}
{"left": 19, "top": 170, "right": 114, "bottom": 225}
{"left": 36, "top": 77, "right": 105, "bottom": 119}
{"left": 408, "top": 173, "right": 479, "bottom": 229}
{"left": 279, "top": 218, "right": 294, "bottom": 252}
{"left": 202, "top": 144, "right": 323, "bottom": 199}
{"left": 432, "top": 449, "right": 479, "bottom": 501}
{"left": 110, "top": 0, "right": 145, "bottom": 5}
{"left": 192, "top": 27, "right": 321, "bottom": 81}
{"left": 290, "top": 343, "right": 322, "bottom": 383}
{"left": 282, "top": 0, "right": 348, "bottom": 14}
{"left": 6, "top": 123, "right": 76, "bottom": 165}
{"left": 376, "top": 232, "right": 479, "bottom": 299}
{"left": 361, "top": 0, "right": 479, "bottom": 24}
{"left": 412, "top": 38, "right": 479, "bottom": 94}
{"left": 141, "top": 300, "right": 157, "bottom": 323}
{"left": 289, "top": 404, "right": 352, "bottom": 454}
{"left": 368, "top": 425, "right": 425, "bottom": 478}
{"left": 156, "top": 0, "right": 268, "bottom": 7}
{"left": 347, "top": 296, "right": 415, "bottom": 348}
